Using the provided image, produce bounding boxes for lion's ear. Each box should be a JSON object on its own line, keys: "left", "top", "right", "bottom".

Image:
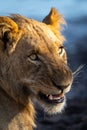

{"left": 0, "top": 16, "right": 21, "bottom": 54}
{"left": 43, "top": 7, "right": 65, "bottom": 30}
{"left": 43, "top": 8, "right": 66, "bottom": 43}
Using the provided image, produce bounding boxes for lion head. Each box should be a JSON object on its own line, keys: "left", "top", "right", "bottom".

{"left": 0, "top": 8, "right": 73, "bottom": 115}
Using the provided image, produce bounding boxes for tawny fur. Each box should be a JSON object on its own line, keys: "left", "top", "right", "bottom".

{"left": 0, "top": 8, "right": 73, "bottom": 130}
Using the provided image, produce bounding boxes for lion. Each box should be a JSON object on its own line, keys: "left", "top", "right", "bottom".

{"left": 0, "top": 8, "right": 73, "bottom": 130}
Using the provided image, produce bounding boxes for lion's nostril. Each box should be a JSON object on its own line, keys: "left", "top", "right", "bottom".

{"left": 61, "top": 84, "right": 70, "bottom": 89}
{"left": 52, "top": 80, "right": 70, "bottom": 91}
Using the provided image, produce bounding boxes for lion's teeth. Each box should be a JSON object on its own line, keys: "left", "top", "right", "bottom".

{"left": 46, "top": 94, "right": 63, "bottom": 100}
{"left": 53, "top": 97, "right": 60, "bottom": 100}
{"left": 48, "top": 95, "right": 53, "bottom": 100}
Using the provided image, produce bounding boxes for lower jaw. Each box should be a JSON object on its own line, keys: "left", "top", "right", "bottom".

{"left": 38, "top": 96, "right": 66, "bottom": 115}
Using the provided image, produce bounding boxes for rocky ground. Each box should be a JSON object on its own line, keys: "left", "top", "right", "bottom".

{"left": 35, "top": 16, "right": 87, "bottom": 130}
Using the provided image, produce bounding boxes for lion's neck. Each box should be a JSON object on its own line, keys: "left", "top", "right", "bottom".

{"left": 0, "top": 86, "right": 36, "bottom": 130}
{"left": 0, "top": 62, "right": 36, "bottom": 129}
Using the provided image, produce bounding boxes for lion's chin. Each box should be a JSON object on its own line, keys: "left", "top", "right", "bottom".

{"left": 37, "top": 93, "right": 66, "bottom": 115}
{"left": 39, "top": 99, "right": 66, "bottom": 115}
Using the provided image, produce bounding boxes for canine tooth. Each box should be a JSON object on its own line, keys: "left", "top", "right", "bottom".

{"left": 49, "top": 95, "right": 53, "bottom": 100}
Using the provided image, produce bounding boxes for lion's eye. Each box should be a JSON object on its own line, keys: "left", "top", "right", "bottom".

{"left": 58, "top": 46, "right": 65, "bottom": 56}
{"left": 29, "top": 53, "right": 38, "bottom": 61}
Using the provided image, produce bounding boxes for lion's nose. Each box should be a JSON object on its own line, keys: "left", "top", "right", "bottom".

{"left": 52, "top": 80, "right": 71, "bottom": 91}
{"left": 50, "top": 62, "right": 73, "bottom": 91}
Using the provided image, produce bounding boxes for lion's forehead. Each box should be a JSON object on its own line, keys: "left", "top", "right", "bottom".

{"left": 26, "top": 20, "right": 60, "bottom": 44}
{"left": 38, "top": 25, "right": 59, "bottom": 42}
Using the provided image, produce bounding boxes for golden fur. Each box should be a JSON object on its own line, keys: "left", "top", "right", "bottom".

{"left": 0, "top": 8, "right": 73, "bottom": 130}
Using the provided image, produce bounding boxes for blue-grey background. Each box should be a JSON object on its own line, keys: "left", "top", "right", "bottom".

{"left": 0, "top": 0, "right": 87, "bottom": 130}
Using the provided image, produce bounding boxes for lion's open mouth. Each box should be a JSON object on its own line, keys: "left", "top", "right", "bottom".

{"left": 39, "top": 92, "right": 64, "bottom": 104}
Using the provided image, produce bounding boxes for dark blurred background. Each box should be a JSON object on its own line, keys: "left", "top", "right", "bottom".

{"left": 0, "top": 0, "right": 87, "bottom": 130}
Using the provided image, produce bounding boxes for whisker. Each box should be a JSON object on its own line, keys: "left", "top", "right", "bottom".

{"left": 72, "top": 64, "right": 85, "bottom": 78}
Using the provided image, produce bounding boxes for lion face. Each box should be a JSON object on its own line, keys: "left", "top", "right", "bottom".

{"left": 0, "top": 8, "right": 73, "bottom": 115}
